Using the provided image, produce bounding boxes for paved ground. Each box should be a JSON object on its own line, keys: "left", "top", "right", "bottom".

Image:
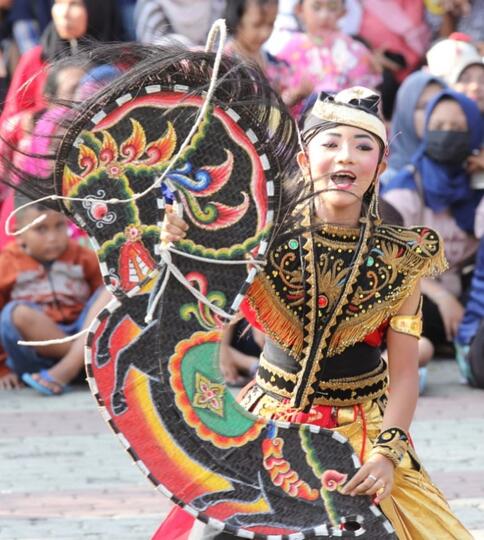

{"left": 0, "top": 360, "right": 483, "bottom": 540}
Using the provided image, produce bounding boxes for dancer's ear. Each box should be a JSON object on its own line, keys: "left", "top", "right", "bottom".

{"left": 296, "top": 149, "right": 310, "bottom": 177}
{"left": 377, "top": 160, "right": 387, "bottom": 177}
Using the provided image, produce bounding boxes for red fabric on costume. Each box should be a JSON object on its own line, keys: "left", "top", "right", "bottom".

{"left": 242, "top": 295, "right": 388, "bottom": 347}
{"left": 363, "top": 321, "right": 388, "bottom": 347}
{"left": 239, "top": 296, "right": 264, "bottom": 333}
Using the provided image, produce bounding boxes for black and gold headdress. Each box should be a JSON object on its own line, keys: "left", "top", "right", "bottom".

{"left": 303, "top": 87, "right": 388, "bottom": 148}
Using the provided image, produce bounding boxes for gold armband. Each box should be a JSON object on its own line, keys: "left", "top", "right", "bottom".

{"left": 368, "top": 427, "right": 409, "bottom": 468}
{"left": 389, "top": 297, "right": 423, "bottom": 339}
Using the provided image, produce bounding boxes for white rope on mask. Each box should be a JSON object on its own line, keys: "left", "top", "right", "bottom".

{"left": 144, "top": 246, "right": 238, "bottom": 324}
{"left": 5, "top": 19, "right": 228, "bottom": 238}
{"left": 18, "top": 328, "right": 89, "bottom": 347}
{"left": 166, "top": 245, "right": 266, "bottom": 267}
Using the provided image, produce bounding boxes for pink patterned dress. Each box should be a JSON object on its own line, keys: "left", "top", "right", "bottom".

{"left": 278, "top": 31, "right": 381, "bottom": 95}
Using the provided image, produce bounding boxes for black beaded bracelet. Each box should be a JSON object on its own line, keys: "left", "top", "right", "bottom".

{"left": 369, "top": 427, "right": 409, "bottom": 468}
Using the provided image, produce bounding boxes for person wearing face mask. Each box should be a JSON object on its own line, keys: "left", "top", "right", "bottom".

{"left": 382, "top": 89, "right": 483, "bottom": 374}
{"left": 382, "top": 70, "right": 446, "bottom": 186}
{"left": 0, "top": 0, "right": 120, "bottom": 126}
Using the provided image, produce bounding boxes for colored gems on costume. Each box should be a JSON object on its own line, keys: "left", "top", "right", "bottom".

{"left": 248, "top": 225, "right": 445, "bottom": 362}
{"left": 50, "top": 44, "right": 397, "bottom": 537}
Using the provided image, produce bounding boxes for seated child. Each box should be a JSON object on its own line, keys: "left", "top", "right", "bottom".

{"left": 0, "top": 195, "right": 110, "bottom": 393}
{"left": 277, "top": 0, "right": 381, "bottom": 113}
{"left": 224, "top": 0, "right": 292, "bottom": 99}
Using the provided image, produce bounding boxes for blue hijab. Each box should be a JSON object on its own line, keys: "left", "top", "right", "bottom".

{"left": 388, "top": 71, "right": 445, "bottom": 173}
{"left": 382, "top": 89, "right": 483, "bottom": 233}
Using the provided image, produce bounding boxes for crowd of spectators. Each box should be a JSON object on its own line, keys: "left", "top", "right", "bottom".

{"left": 0, "top": 0, "right": 482, "bottom": 396}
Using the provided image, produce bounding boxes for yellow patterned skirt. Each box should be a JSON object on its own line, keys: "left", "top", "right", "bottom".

{"left": 241, "top": 388, "right": 472, "bottom": 540}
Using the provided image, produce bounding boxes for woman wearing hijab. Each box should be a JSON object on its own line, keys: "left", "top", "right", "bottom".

{"left": 382, "top": 70, "right": 445, "bottom": 185}
{"left": 0, "top": 0, "right": 120, "bottom": 125}
{"left": 382, "top": 88, "right": 483, "bottom": 370}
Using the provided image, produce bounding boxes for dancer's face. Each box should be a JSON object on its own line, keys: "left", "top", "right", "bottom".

{"left": 297, "top": 124, "right": 385, "bottom": 215}
{"left": 52, "top": 0, "right": 88, "bottom": 40}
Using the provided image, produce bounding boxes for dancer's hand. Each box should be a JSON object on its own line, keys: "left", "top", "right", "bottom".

{"left": 341, "top": 453, "right": 394, "bottom": 504}
{"left": 160, "top": 206, "right": 189, "bottom": 244}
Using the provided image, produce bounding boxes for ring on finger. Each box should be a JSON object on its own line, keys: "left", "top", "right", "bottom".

{"left": 374, "top": 477, "right": 386, "bottom": 491}
{"left": 367, "top": 474, "right": 378, "bottom": 483}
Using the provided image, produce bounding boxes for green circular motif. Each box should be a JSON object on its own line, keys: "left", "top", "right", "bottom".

{"left": 288, "top": 239, "right": 299, "bottom": 250}
{"left": 367, "top": 256, "right": 374, "bottom": 267}
{"left": 180, "top": 341, "right": 256, "bottom": 436}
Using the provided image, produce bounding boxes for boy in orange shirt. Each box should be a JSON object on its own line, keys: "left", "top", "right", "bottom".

{"left": 0, "top": 198, "right": 109, "bottom": 393}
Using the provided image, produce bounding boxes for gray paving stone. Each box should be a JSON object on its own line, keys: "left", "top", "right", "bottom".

{"left": 411, "top": 419, "right": 484, "bottom": 472}
{"left": 1, "top": 360, "right": 484, "bottom": 538}
{"left": 449, "top": 498, "right": 484, "bottom": 529}
{"left": 0, "top": 517, "right": 161, "bottom": 540}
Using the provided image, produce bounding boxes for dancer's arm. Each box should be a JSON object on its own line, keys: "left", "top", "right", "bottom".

{"left": 343, "top": 285, "right": 421, "bottom": 503}
{"left": 381, "top": 284, "right": 421, "bottom": 432}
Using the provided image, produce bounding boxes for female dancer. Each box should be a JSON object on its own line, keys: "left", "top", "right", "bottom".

{"left": 161, "top": 86, "right": 472, "bottom": 539}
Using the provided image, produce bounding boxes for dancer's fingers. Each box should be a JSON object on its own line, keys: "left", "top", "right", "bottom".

{"left": 374, "top": 481, "right": 392, "bottom": 504}
{"left": 342, "top": 468, "right": 367, "bottom": 494}
{"left": 350, "top": 474, "right": 379, "bottom": 495}
{"left": 164, "top": 207, "right": 189, "bottom": 231}
{"left": 364, "top": 477, "right": 387, "bottom": 496}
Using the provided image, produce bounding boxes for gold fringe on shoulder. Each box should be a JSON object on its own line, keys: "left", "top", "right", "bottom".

{"left": 328, "top": 227, "right": 448, "bottom": 356}
{"left": 246, "top": 275, "right": 303, "bottom": 358}
{"left": 421, "top": 237, "right": 448, "bottom": 278}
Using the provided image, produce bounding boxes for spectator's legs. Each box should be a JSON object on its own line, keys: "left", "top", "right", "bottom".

{"left": 422, "top": 294, "right": 448, "bottom": 349}
{"left": 468, "top": 321, "right": 484, "bottom": 388}
{"left": 418, "top": 336, "right": 434, "bottom": 367}
{"left": 0, "top": 301, "right": 62, "bottom": 377}
{"left": 30, "top": 288, "right": 112, "bottom": 392}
